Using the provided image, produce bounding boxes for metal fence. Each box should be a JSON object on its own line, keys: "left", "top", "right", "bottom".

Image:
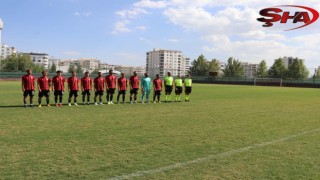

{"left": 191, "top": 76, "right": 320, "bottom": 88}
{"left": 2, "top": 72, "right": 320, "bottom": 88}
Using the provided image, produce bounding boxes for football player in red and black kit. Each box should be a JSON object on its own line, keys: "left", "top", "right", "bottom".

{"left": 129, "top": 71, "right": 139, "bottom": 104}
{"left": 117, "top": 72, "right": 128, "bottom": 104}
{"left": 94, "top": 72, "right": 105, "bottom": 105}
{"left": 37, "top": 70, "right": 51, "bottom": 107}
{"left": 22, "top": 69, "right": 36, "bottom": 107}
{"left": 81, "top": 71, "right": 92, "bottom": 105}
{"left": 52, "top": 70, "right": 65, "bottom": 106}
{"left": 105, "top": 69, "right": 117, "bottom": 105}
{"left": 153, "top": 74, "right": 162, "bottom": 103}
{"left": 67, "top": 71, "right": 80, "bottom": 106}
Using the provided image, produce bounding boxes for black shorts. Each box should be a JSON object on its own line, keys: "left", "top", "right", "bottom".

{"left": 39, "top": 90, "right": 50, "bottom": 97}
{"left": 95, "top": 90, "right": 104, "bottom": 96}
{"left": 118, "top": 90, "right": 126, "bottom": 95}
{"left": 107, "top": 88, "right": 115, "bottom": 94}
{"left": 54, "top": 90, "right": 64, "bottom": 96}
{"left": 23, "top": 90, "right": 35, "bottom": 97}
{"left": 185, "top": 87, "right": 192, "bottom": 94}
{"left": 165, "top": 85, "right": 173, "bottom": 93}
{"left": 175, "top": 86, "right": 183, "bottom": 94}
{"left": 82, "top": 90, "right": 91, "bottom": 96}
{"left": 69, "top": 90, "right": 78, "bottom": 97}
{"left": 154, "top": 90, "right": 161, "bottom": 95}
{"left": 130, "top": 88, "right": 139, "bottom": 94}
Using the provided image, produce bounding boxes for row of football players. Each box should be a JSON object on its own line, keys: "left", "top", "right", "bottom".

{"left": 21, "top": 69, "right": 192, "bottom": 107}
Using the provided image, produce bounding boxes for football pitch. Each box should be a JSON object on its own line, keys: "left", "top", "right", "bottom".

{"left": 1, "top": 81, "right": 320, "bottom": 179}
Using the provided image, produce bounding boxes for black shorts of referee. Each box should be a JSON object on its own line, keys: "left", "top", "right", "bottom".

{"left": 165, "top": 85, "right": 173, "bottom": 93}
{"left": 175, "top": 86, "right": 183, "bottom": 94}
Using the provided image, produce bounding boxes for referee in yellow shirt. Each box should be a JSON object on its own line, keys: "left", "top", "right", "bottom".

{"left": 184, "top": 74, "right": 192, "bottom": 102}
{"left": 174, "top": 74, "right": 183, "bottom": 102}
{"left": 164, "top": 72, "right": 173, "bottom": 102}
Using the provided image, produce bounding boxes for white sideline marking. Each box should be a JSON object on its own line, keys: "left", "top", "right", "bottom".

{"left": 108, "top": 128, "right": 320, "bottom": 180}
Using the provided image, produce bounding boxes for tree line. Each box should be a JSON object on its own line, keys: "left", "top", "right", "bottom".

{"left": 0, "top": 54, "right": 46, "bottom": 73}
{"left": 0, "top": 53, "right": 83, "bottom": 73}
{"left": 190, "top": 55, "right": 312, "bottom": 79}
{"left": 0, "top": 53, "right": 316, "bottom": 79}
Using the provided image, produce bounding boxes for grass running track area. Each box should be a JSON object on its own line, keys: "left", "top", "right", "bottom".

{"left": 1, "top": 81, "right": 320, "bottom": 179}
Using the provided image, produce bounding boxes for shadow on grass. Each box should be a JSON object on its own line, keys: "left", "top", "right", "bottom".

{"left": 0, "top": 104, "right": 66, "bottom": 108}
{"left": 0, "top": 105, "right": 33, "bottom": 108}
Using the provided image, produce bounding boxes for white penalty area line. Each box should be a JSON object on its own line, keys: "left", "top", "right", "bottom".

{"left": 108, "top": 128, "right": 320, "bottom": 180}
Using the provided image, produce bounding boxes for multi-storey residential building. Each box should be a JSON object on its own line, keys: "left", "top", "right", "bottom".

{"left": 114, "top": 66, "right": 134, "bottom": 75}
{"left": 1, "top": 44, "right": 17, "bottom": 59}
{"left": 283, "top": 56, "right": 294, "bottom": 68}
{"left": 242, "top": 62, "right": 258, "bottom": 78}
{"left": 146, "top": 49, "right": 188, "bottom": 77}
{"left": 133, "top": 66, "right": 146, "bottom": 75}
{"left": 220, "top": 62, "right": 226, "bottom": 71}
{"left": 48, "top": 57, "right": 60, "bottom": 69}
{"left": 215, "top": 61, "right": 226, "bottom": 76}
{"left": 79, "top": 58, "right": 100, "bottom": 72}
{"left": 24, "top": 52, "right": 49, "bottom": 69}
{"left": 58, "top": 58, "right": 101, "bottom": 73}
{"left": 185, "top": 58, "right": 191, "bottom": 73}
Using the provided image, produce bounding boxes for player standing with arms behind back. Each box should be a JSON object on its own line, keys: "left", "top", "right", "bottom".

{"left": 67, "top": 71, "right": 80, "bottom": 106}
{"left": 153, "top": 74, "right": 162, "bottom": 103}
{"left": 37, "top": 70, "right": 51, "bottom": 107}
{"left": 52, "top": 70, "right": 65, "bottom": 106}
{"left": 81, "top": 71, "right": 92, "bottom": 105}
{"left": 129, "top": 71, "right": 139, "bottom": 104}
{"left": 22, "top": 69, "right": 36, "bottom": 107}
{"left": 184, "top": 74, "right": 192, "bottom": 102}
{"left": 164, "top": 72, "right": 173, "bottom": 102}
{"left": 141, "top": 73, "right": 151, "bottom": 103}
{"left": 105, "top": 69, "right": 117, "bottom": 105}
{"left": 93, "top": 72, "right": 105, "bottom": 105}
{"left": 117, "top": 72, "right": 128, "bottom": 104}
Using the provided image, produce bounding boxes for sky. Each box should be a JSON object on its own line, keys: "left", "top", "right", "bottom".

{"left": 1, "top": 0, "right": 320, "bottom": 70}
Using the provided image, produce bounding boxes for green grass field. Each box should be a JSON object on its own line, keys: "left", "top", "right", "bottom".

{"left": 1, "top": 81, "right": 320, "bottom": 179}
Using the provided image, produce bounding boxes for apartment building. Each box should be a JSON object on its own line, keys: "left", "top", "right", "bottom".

{"left": 146, "top": 49, "right": 188, "bottom": 77}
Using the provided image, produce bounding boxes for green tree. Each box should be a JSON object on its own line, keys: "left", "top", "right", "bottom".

{"left": 91, "top": 69, "right": 100, "bottom": 75}
{"left": 313, "top": 68, "right": 320, "bottom": 79}
{"left": 75, "top": 63, "right": 83, "bottom": 74}
{"left": 267, "top": 58, "right": 287, "bottom": 78}
{"left": 287, "top": 58, "right": 309, "bottom": 79}
{"left": 190, "top": 54, "right": 209, "bottom": 76}
{"left": 2, "top": 53, "right": 34, "bottom": 72}
{"left": 18, "top": 54, "right": 34, "bottom": 71}
{"left": 208, "top": 58, "right": 221, "bottom": 76}
{"left": 32, "top": 64, "right": 45, "bottom": 73}
{"left": 68, "top": 63, "right": 83, "bottom": 74}
{"left": 68, "top": 64, "right": 75, "bottom": 73}
{"left": 2, "top": 54, "right": 18, "bottom": 72}
{"left": 223, "top": 57, "right": 244, "bottom": 77}
{"left": 49, "top": 63, "right": 57, "bottom": 73}
{"left": 256, "top": 60, "right": 268, "bottom": 78}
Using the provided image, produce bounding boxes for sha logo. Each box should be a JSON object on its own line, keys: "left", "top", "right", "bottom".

{"left": 257, "top": 5, "right": 319, "bottom": 31}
